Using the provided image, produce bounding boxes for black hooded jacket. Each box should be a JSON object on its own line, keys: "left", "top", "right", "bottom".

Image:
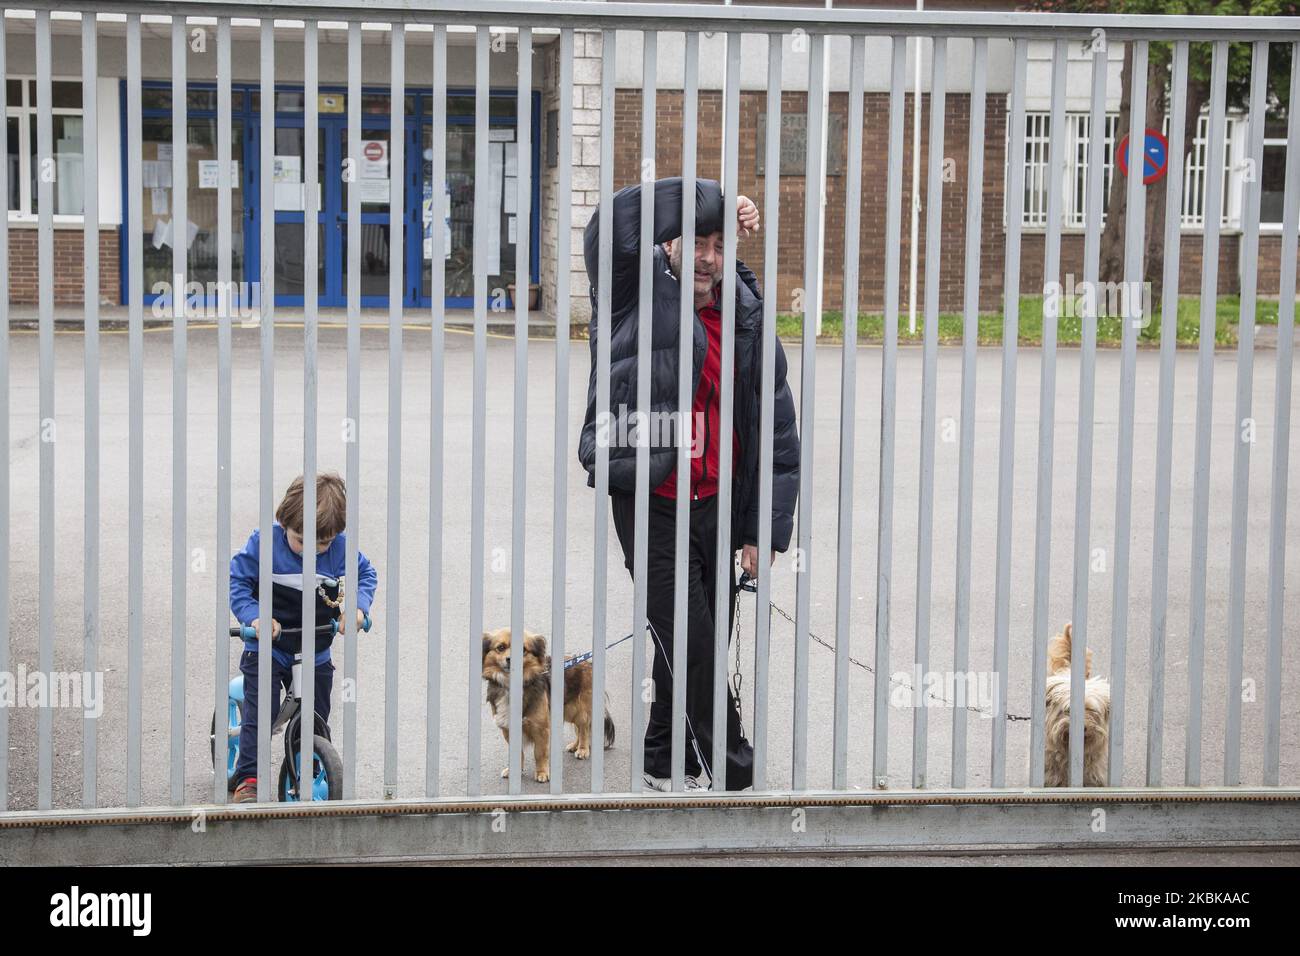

{"left": 577, "top": 177, "right": 800, "bottom": 554}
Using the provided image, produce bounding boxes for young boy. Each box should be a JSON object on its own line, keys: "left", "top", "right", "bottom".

{"left": 228, "top": 472, "right": 377, "bottom": 803}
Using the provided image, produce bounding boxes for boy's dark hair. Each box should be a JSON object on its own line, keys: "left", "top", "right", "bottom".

{"left": 276, "top": 472, "right": 347, "bottom": 541}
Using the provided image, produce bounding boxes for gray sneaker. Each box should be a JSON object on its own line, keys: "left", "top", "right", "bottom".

{"left": 642, "top": 772, "right": 708, "bottom": 792}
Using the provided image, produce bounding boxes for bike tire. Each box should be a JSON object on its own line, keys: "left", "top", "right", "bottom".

{"left": 210, "top": 703, "right": 242, "bottom": 792}
{"left": 277, "top": 735, "right": 343, "bottom": 802}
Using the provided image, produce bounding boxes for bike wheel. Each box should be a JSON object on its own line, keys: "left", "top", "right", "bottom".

{"left": 210, "top": 700, "right": 243, "bottom": 792}
{"left": 277, "top": 735, "right": 343, "bottom": 802}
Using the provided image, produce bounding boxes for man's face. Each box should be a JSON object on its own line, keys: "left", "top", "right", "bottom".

{"left": 668, "top": 231, "right": 724, "bottom": 305}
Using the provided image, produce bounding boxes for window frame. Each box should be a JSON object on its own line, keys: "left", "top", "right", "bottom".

{"left": 6, "top": 73, "right": 87, "bottom": 225}
{"left": 1018, "top": 107, "right": 1243, "bottom": 233}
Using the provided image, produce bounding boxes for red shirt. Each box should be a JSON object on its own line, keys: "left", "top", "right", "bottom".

{"left": 653, "top": 286, "right": 740, "bottom": 501}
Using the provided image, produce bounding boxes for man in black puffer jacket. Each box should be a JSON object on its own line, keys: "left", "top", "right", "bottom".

{"left": 578, "top": 177, "right": 800, "bottom": 792}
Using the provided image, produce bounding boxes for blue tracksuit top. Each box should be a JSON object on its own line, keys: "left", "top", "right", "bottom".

{"left": 230, "top": 524, "right": 377, "bottom": 667}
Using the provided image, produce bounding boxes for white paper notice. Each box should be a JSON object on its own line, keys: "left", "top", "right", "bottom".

{"left": 274, "top": 182, "right": 303, "bottom": 211}
{"left": 503, "top": 176, "right": 517, "bottom": 214}
{"left": 198, "top": 160, "right": 239, "bottom": 189}
{"left": 157, "top": 143, "right": 173, "bottom": 163}
{"left": 142, "top": 161, "right": 172, "bottom": 189}
{"left": 151, "top": 188, "right": 169, "bottom": 215}
{"left": 359, "top": 179, "right": 389, "bottom": 204}
{"left": 273, "top": 155, "right": 302, "bottom": 184}
{"left": 360, "top": 139, "right": 388, "bottom": 179}
{"left": 488, "top": 128, "right": 514, "bottom": 142}
{"left": 504, "top": 142, "right": 518, "bottom": 178}
{"left": 154, "top": 217, "right": 199, "bottom": 249}
{"left": 487, "top": 143, "right": 504, "bottom": 275}
{"left": 508, "top": 215, "right": 517, "bottom": 244}
{"left": 151, "top": 217, "right": 172, "bottom": 250}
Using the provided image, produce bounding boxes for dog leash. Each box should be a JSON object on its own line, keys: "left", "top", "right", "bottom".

{"left": 574, "top": 570, "right": 1031, "bottom": 722}
{"left": 736, "top": 570, "right": 1032, "bottom": 723}
{"left": 562, "top": 631, "right": 636, "bottom": 670}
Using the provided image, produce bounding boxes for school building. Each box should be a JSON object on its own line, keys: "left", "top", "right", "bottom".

{"left": 2, "top": 3, "right": 1295, "bottom": 324}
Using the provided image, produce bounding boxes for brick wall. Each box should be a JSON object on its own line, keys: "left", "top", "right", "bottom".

{"left": 5, "top": 227, "right": 120, "bottom": 306}
{"left": 603, "top": 88, "right": 1296, "bottom": 315}
{"left": 612, "top": 88, "right": 1009, "bottom": 314}
{"left": 1019, "top": 233, "right": 1242, "bottom": 298}
{"left": 538, "top": 31, "right": 603, "bottom": 326}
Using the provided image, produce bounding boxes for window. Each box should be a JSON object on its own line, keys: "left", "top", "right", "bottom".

{"left": 1020, "top": 109, "right": 1237, "bottom": 230}
{"left": 1177, "top": 112, "right": 1238, "bottom": 229}
{"left": 1260, "top": 115, "right": 1287, "bottom": 228}
{"left": 6, "top": 77, "right": 85, "bottom": 218}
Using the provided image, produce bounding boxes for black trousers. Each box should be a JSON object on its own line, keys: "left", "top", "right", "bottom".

{"left": 610, "top": 490, "right": 754, "bottom": 790}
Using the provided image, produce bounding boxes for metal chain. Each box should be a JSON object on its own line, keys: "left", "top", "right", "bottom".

{"left": 747, "top": 581, "right": 1032, "bottom": 723}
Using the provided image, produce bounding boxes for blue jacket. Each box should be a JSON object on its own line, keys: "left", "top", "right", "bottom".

{"left": 230, "top": 524, "right": 377, "bottom": 666}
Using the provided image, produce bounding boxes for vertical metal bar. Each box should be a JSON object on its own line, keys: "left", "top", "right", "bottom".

{"left": 507, "top": 27, "right": 532, "bottom": 797}
{"left": 126, "top": 12, "right": 144, "bottom": 809}
{"left": 35, "top": 6, "right": 54, "bottom": 813}
{"left": 428, "top": 22, "right": 447, "bottom": 799}
{"left": 300, "top": 18, "right": 319, "bottom": 804}
{"left": 1186, "top": 41, "right": 1228, "bottom": 787}
{"left": 1070, "top": 44, "right": 1108, "bottom": 788}
{"left": 549, "top": 28, "right": 574, "bottom": 795}
{"left": 385, "top": 20, "right": 404, "bottom": 801}
{"left": 792, "top": 31, "right": 824, "bottom": 792}
{"left": 467, "top": 25, "right": 489, "bottom": 797}
{"left": 952, "top": 36, "right": 986, "bottom": 789}
{"left": 874, "top": 35, "right": 906, "bottom": 790}
{"left": 672, "top": 31, "right": 698, "bottom": 793}
{"left": 170, "top": 12, "right": 189, "bottom": 807}
{"left": 670, "top": 31, "right": 702, "bottom": 790}
{"left": 751, "top": 31, "right": 779, "bottom": 792}
{"left": 912, "top": 35, "right": 946, "bottom": 790}
{"left": 214, "top": 14, "right": 233, "bottom": 806}
{"left": 1264, "top": 43, "right": 1300, "bottom": 788}
{"left": 1108, "top": 40, "right": 1149, "bottom": 787}
{"left": 0, "top": 13, "right": 10, "bottom": 813}
{"left": 990, "top": 38, "right": 1026, "bottom": 789}
{"left": 343, "top": 19, "right": 362, "bottom": 802}
{"left": 712, "top": 29, "right": 741, "bottom": 791}
{"left": 257, "top": 16, "right": 275, "bottom": 803}
{"left": 831, "top": 33, "right": 865, "bottom": 791}
{"left": 591, "top": 27, "right": 616, "bottom": 794}
{"left": 1223, "top": 40, "right": 1267, "bottom": 787}
{"left": 1029, "top": 38, "right": 1067, "bottom": 787}
{"left": 1147, "top": 41, "right": 1188, "bottom": 789}
{"left": 630, "top": 30, "right": 655, "bottom": 792}
{"left": 82, "top": 10, "right": 101, "bottom": 810}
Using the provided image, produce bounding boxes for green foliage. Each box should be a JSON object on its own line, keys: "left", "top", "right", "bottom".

{"left": 1025, "top": 0, "right": 1298, "bottom": 111}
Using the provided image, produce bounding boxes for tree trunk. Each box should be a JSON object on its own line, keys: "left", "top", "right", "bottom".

{"left": 1097, "top": 42, "right": 1134, "bottom": 292}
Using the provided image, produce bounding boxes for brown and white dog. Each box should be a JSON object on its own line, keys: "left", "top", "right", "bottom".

{"left": 481, "top": 627, "right": 615, "bottom": 783}
{"left": 1043, "top": 623, "right": 1112, "bottom": 787}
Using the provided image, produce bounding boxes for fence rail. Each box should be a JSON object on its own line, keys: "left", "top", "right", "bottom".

{"left": 0, "top": 0, "right": 1298, "bottom": 857}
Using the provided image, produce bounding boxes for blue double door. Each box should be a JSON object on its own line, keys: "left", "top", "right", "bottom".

{"left": 255, "top": 114, "right": 417, "bottom": 308}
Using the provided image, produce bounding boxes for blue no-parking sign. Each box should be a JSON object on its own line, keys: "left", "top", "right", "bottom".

{"left": 1117, "top": 128, "right": 1169, "bottom": 185}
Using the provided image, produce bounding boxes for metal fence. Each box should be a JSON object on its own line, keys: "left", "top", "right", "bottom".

{"left": 1, "top": 0, "right": 1299, "bottom": 857}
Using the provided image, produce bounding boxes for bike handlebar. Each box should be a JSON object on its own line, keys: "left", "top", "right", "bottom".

{"left": 229, "top": 613, "right": 372, "bottom": 640}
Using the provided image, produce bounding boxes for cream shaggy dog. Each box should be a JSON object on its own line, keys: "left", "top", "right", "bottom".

{"left": 1043, "top": 623, "right": 1112, "bottom": 787}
